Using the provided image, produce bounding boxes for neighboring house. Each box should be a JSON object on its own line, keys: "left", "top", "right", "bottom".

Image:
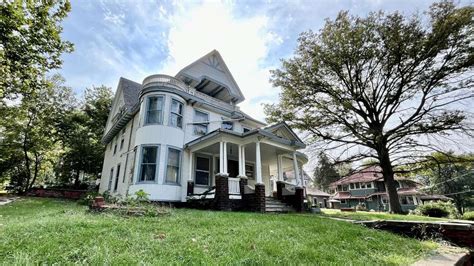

{"left": 306, "top": 187, "right": 330, "bottom": 208}
{"left": 328, "top": 166, "right": 446, "bottom": 212}
{"left": 99, "top": 50, "right": 308, "bottom": 204}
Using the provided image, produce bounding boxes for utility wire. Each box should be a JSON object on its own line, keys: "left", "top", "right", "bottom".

{"left": 419, "top": 171, "right": 473, "bottom": 190}
{"left": 441, "top": 189, "right": 474, "bottom": 196}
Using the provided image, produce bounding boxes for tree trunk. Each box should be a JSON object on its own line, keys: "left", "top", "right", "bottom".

{"left": 377, "top": 146, "right": 403, "bottom": 214}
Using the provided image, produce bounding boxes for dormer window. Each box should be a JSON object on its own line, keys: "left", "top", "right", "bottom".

{"left": 222, "top": 119, "right": 233, "bottom": 131}
{"left": 145, "top": 96, "right": 164, "bottom": 125}
{"left": 169, "top": 99, "right": 183, "bottom": 128}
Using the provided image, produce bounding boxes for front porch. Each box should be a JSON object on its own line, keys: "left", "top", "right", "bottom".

{"left": 183, "top": 125, "right": 307, "bottom": 212}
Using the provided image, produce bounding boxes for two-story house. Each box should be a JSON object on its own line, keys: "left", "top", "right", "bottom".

{"left": 98, "top": 50, "right": 308, "bottom": 207}
{"left": 329, "top": 166, "right": 429, "bottom": 212}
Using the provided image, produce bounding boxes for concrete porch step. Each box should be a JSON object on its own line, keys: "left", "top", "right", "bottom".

{"left": 265, "top": 197, "right": 295, "bottom": 213}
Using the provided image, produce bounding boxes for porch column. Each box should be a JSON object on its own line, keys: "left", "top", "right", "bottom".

{"left": 299, "top": 162, "right": 305, "bottom": 187}
{"left": 223, "top": 142, "right": 228, "bottom": 175}
{"left": 241, "top": 145, "right": 246, "bottom": 176}
{"left": 238, "top": 144, "right": 243, "bottom": 177}
{"left": 292, "top": 152, "right": 300, "bottom": 187}
{"left": 277, "top": 155, "right": 283, "bottom": 181}
{"left": 255, "top": 141, "right": 262, "bottom": 184}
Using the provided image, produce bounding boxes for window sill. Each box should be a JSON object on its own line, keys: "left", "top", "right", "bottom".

{"left": 164, "top": 182, "right": 181, "bottom": 186}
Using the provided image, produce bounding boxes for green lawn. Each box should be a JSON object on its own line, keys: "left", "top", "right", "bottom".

{"left": 0, "top": 198, "right": 438, "bottom": 265}
{"left": 320, "top": 208, "right": 458, "bottom": 222}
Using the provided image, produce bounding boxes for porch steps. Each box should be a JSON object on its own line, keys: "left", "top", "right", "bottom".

{"left": 265, "top": 197, "right": 295, "bottom": 213}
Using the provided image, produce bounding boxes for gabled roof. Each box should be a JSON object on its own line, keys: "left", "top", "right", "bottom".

{"left": 120, "top": 77, "right": 141, "bottom": 110}
{"left": 175, "top": 50, "right": 245, "bottom": 103}
{"left": 306, "top": 187, "right": 331, "bottom": 197}
{"left": 263, "top": 122, "right": 304, "bottom": 145}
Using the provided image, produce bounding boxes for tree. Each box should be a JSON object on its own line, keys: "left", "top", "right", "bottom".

{"left": 56, "top": 86, "right": 113, "bottom": 186}
{"left": 313, "top": 152, "right": 341, "bottom": 191}
{"left": 0, "top": 1, "right": 73, "bottom": 102}
{"left": 0, "top": 75, "right": 75, "bottom": 193}
{"left": 265, "top": 1, "right": 473, "bottom": 213}
{"left": 414, "top": 152, "right": 474, "bottom": 214}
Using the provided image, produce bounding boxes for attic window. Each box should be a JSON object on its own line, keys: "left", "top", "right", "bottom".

{"left": 221, "top": 119, "right": 233, "bottom": 131}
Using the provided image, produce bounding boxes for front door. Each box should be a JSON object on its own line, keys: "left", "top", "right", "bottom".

{"left": 214, "top": 158, "right": 239, "bottom": 177}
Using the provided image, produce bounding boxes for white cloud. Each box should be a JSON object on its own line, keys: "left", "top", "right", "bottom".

{"left": 159, "top": 1, "right": 279, "bottom": 121}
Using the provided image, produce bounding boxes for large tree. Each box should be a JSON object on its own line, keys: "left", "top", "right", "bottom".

{"left": 0, "top": 75, "right": 75, "bottom": 193}
{"left": 265, "top": 1, "right": 473, "bottom": 213}
{"left": 56, "top": 86, "right": 113, "bottom": 186}
{"left": 0, "top": 1, "right": 73, "bottom": 102}
{"left": 313, "top": 152, "right": 341, "bottom": 191}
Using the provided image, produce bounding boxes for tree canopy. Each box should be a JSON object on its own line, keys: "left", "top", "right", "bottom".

{"left": 312, "top": 152, "right": 341, "bottom": 191}
{"left": 0, "top": 1, "right": 73, "bottom": 102}
{"left": 265, "top": 1, "right": 473, "bottom": 213}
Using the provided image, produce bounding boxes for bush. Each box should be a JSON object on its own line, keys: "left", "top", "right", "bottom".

{"left": 462, "top": 211, "right": 474, "bottom": 221}
{"left": 415, "top": 201, "right": 458, "bottom": 218}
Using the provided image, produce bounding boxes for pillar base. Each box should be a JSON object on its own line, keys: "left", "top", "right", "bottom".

{"left": 255, "top": 183, "right": 266, "bottom": 213}
{"left": 294, "top": 187, "right": 304, "bottom": 212}
{"left": 215, "top": 174, "right": 230, "bottom": 211}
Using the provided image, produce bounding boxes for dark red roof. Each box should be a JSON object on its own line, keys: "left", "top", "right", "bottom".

{"left": 330, "top": 166, "right": 383, "bottom": 187}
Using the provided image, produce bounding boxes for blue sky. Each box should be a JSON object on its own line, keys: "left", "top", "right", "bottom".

{"left": 58, "top": 0, "right": 465, "bottom": 121}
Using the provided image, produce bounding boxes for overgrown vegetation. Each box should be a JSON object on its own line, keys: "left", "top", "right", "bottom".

{"left": 415, "top": 202, "right": 458, "bottom": 218}
{"left": 0, "top": 198, "right": 438, "bottom": 264}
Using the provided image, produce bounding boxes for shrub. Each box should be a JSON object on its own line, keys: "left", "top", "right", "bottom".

{"left": 463, "top": 211, "right": 474, "bottom": 221}
{"left": 78, "top": 191, "right": 100, "bottom": 205}
{"left": 415, "top": 201, "right": 458, "bottom": 218}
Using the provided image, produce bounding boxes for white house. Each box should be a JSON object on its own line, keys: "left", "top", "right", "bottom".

{"left": 99, "top": 50, "right": 307, "bottom": 208}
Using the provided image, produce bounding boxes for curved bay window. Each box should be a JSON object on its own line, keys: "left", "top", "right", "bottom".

{"left": 169, "top": 99, "right": 183, "bottom": 128}
{"left": 145, "top": 96, "right": 164, "bottom": 125}
{"left": 139, "top": 146, "right": 159, "bottom": 182}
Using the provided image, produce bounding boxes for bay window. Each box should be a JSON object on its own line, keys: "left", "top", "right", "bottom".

{"left": 139, "top": 146, "right": 159, "bottom": 182}
{"left": 166, "top": 148, "right": 181, "bottom": 184}
{"left": 145, "top": 96, "right": 164, "bottom": 124}
{"left": 169, "top": 99, "right": 183, "bottom": 128}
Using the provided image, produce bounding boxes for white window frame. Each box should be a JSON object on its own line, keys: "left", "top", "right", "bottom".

{"left": 169, "top": 98, "right": 184, "bottom": 129}
{"left": 193, "top": 109, "right": 209, "bottom": 136}
{"left": 137, "top": 145, "right": 160, "bottom": 183}
{"left": 165, "top": 146, "right": 182, "bottom": 185}
{"left": 145, "top": 95, "right": 165, "bottom": 125}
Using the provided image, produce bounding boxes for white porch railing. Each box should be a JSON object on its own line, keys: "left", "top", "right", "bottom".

{"left": 228, "top": 177, "right": 240, "bottom": 195}
{"left": 282, "top": 181, "right": 297, "bottom": 196}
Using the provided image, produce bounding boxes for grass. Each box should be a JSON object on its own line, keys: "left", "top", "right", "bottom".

{"left": 321, "top": 208, "right": 455, "bottom": 222}
{"left": 0, "top": 197, "right": 438, "bottom": 265}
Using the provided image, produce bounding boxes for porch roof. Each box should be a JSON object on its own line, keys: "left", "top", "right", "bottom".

{"left": 184, "top": 123, "right": 306, "bottom": 150}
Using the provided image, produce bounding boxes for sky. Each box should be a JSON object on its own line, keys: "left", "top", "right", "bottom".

{"left": 58, "top": 0, "right": 464, "bottom": 122}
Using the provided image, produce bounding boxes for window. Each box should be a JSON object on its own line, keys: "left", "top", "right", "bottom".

{"left": 169, "top": 99, "right": 183, "bottom": 128}
{"left": 361, "top": 183, "right": 366, "bottom": 189}
{"left": 113, "top": 137, "right": 117, "bottom": 155}
{"left": 145, "top": 96, "right": 164, "bottom": 124}
{"left": 342, "top": 185, "right": 348, "bottom": 191}
{"left": 120, "top": 128, "right": 125, "bottom": 150}
{"left": 350, "top": 183, "right": 355, "bottom": 189}
{"left": 108, "top": 168, "right": 114, "bottom": 191}
{"left": 401, "top": 196, "right": 414, "bottom": 205}
{"left": 382, "top": 197, "right": 388, "bottom": 204}
{"left": 139, "top": 146, "right": 158, "bottom": 182}
{"left": 195, "top": 156, "right": 210, "bottom": 186}
{"left": 340, "top": 199, "right": 347, "bottom": 204}
{"left": 366, "top": 182, "right": 372, "bottom": 189}
{"left": 114, "top": 164, "right": 120, "bottom": 191}
{"left": 337, "top": 185, "right": 342, "bottom": 191}
{"left": 245, "top": 164, "right": 254, "bottom": 179}
{"left": 243, "top": 127, "right": 251, "bottom": 133}
{"left": 221, "top": 120, "right": 233, "bottom": 130}
{"left": 109, "top": 142, "right": 112, "bottom": 151}
{"left": 355, "top": 182, "right": 360, "bottom": 189}
{"left": 193, "top": 110, "right": 209, "bottom": 136}
{"left": 166, "top": 148, "right": 181, "bottom": 184}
